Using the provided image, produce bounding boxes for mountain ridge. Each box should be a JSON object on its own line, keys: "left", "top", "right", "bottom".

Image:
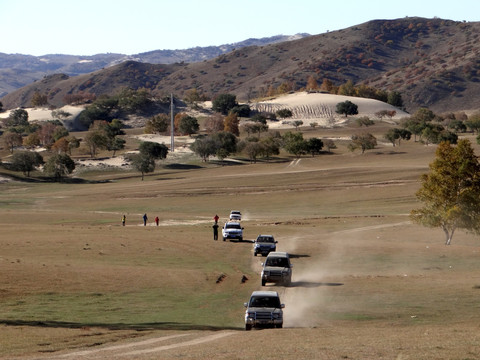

{"left": 2, "top": 17, "right": 480, "bottom": 114}
{"left": 0, "top": 34, "right": 310, "bottom": 97}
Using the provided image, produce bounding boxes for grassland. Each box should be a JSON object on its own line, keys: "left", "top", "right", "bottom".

{"left": 1, "top": 123, "right": 480, "bottom": 359}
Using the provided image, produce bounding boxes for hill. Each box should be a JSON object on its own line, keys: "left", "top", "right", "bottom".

{"left": 2, "top": 17, "right": 480, "bottom": 113}
{"left": 0, "top": 34, "right": 309, "bottom": 97}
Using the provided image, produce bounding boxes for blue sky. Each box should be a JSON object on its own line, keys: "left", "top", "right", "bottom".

{"left": 2, "top": 0, "right": 479, "bottom": 56}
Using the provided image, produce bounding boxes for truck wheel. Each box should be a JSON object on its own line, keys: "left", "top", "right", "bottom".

{"left": 223, "top": 237, "right": 226, "bottom": 241}
{"left": 245, "top": 324, "right": 252, "bottom": 331}
{"left": 261, "top": 279, "right": 266, "bottom": 286}
{"left": 276, "top": 323, "right": 283, "bottom": 329}
{"left": 254, "top": 252, "right": 257, "bottom": 256}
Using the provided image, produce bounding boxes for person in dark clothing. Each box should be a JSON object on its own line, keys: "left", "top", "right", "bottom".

{"left": 143, "top": 213, "right": 148, "bottom": 226}
{"left": 212, "top": 223, "right": 219, "bottom": 240}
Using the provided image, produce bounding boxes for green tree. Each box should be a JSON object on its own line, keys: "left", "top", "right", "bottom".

{"left": 108, "top": 137, "right": 126, "bottom": 157}
{"left": 4, "top": 109, "right": 28, "bottom": 128}
{"left": 276, "top": 108, "right": 293, "bottom": 119}
{"left": 10, "top": 151, "right": 44, "bottom": 176}
{"left": 465, "top": 113, "right": 480, "bottom": 134}
{"left": 411, "top": 140, "right": 480, "bottom": 245}
{"left": 387, "top": 91, "right": 403, "bottom": 108}
{"left": 212, "top": 94, "right": 237, "bottom": 115}
{"left": 230, "top": 104, "right": 251, "bottom": 117}
{"left": 44, "top": 153, "right": 75, "bottom": 181}
{"left": 282, "top": 131, "right": 307, "bottom": 157}
{"left": 211, "top": 131, "right": 237, "bottom": 157}
{"left": 348, "top": 133, "right": 377, "bottom": 153}
{"left": 139, "top": 141, "right": 168, "bottom": 160}
{"left": 335, "top": 100, "right": 358, "bottom": 117}
{"left": 356, "top": 116, "right": 374, "bottom": 127}
{"left": 130, "top": 153, "right": 155, "bottom": 180}
{"left": 84, "top": 125, "right": 109, "bottom": 157}
{"left": 178, "top": 115, "right": 199, "bottom": 136}
{"left": 306, "top": 137, "right": 323, "bottom": 156}
{"left": 260, "top": 135, "right": 281, "bottom": 160}
{"left": 251, "top": 113, "right": 267, "bottom": 125}
{"left": 292, "top": 120, "right": 304, "bottom": 131}
{"left": 244, "top": 141, "right": 264, "bottom": 163}
{"left": 190, "top": 136, "right": 217, "bottom": 161}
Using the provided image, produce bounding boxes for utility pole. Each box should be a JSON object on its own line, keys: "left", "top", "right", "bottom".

{"left": 170, "top": 93, "right": 175, "bottom": 152}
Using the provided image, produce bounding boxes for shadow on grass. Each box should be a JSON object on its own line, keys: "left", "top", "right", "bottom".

{"left": 289, "top": 254, "right": 310, "bottom": 259}
{"left": 226, "top": 239, "right": 255, "bottom": 244}
{"left": 289, "top": 281, "right": 344, "bottom": 288}
{"left": 0, "top": 319, "right": 240, "bottom": 331}
{"left": 164, "top": 163, "right": 203, "bottom": 170}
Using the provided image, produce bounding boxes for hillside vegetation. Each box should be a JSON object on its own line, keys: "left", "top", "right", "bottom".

{"left": 2, "top": 17, "right": 480, "bottom": 113}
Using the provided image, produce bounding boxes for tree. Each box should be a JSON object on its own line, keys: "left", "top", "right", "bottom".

{"left": 465, "top": 113, "right": 480, "bottom": 134}
{"left": 23, "top": 133, "right": 41, "bottom": 149}
{"left": 139, "top": 141, "right": 168, "bottom": 160}
{"left": 190, "top": 136, "right": 217, "bottom": 161}
{"left": 306, "top": 75, "right": 319, "bottom": 91}
{"left": 10, "top": 151, "right": 44, "bottom": 176}
{"left": 335, "top": 100, "right": 358, "bottom": 117}
{"left": 212, "top": 94, "right": 237, "bottom": 115}
{"left": 292, "top": 120, "right": 304, "bottom": 131}
{"left": 224, "top": 112, "right": 240, "bottom": 136}
{"left": 51, "top": 137, "right": 69, "bottom": 153}
{"left": 51, "top": 109, "right": 72, "bottom": 121}
{"left": 205, "top": 113, "right": 225, "bottom": 133}
{"left": 348, "top": 133, "right": 377, "bottom": 153}
{"left": 387, "top": 91, "right": 403, "bottom": 108}
{"left": 3, "top": 109, "right": 28, "bottom": 128}
{"left": 323, "top": 139, "right": 337, "bottom": 153}
{"left": 282, "top": 131, "right": 307, "bottom": 157}
{"left": 2, "top": 131, "right": 23, "bottom": 153}
{"left": 66, "top": 135, "right": 81, "bottom": 155}
{"left": 276, "top": 108, "right": 293, "bottom": 119}
{"left": 211, "top": 131, "right": 237, "bottom": 157}
{"left": 130, "top": 153, "right": 155, "bottom": 180}
{"left": 84, "top": 126, "right": 108, "bottom": 157}
{"left": 411, "top": 140, "right": 480, "bottom": 245}
{"left": 306, "top": 137, "right": 323, "bottom": 156}
{"left": 44, "top": 153, "right": 75, "bottom": 181}
{"left": 107, "top": 137, "right": 126, "bottom": 156}
{"left": 31, "top": 91, "right": 48, "bottom": 107}
{"left": 178, "top": 115, "right": 199, "bottom": 136}
{"left": 356, "top": 116, "right": 374, "bottom": 127}
{"left": 384, "top": 128, "right": 411, "bottom": 146}
{"left": 260, "top": 135, "right": 281, "bottom": 160}
{"left": 230, "top": 104, "right": 251, "bottom": 117}
{"left": 244, "top": 141, "right": 264, "bottom": 163}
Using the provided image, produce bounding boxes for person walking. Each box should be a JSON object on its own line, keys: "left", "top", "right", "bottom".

{"left": 154, "top": 216, "right": 159, "bottom": 226}
{"left": 212, "top": 222, "right": 219, "bottom": 240}
{"left": 143, "top": 213, "right": 148, "bottom": 226}
{"left": 121, "top": 214, "right": 126, "bottom": 226}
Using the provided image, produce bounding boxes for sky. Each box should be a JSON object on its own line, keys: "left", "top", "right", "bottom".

{"left": 2, "top": 0, "right": 480, "bottom": 56}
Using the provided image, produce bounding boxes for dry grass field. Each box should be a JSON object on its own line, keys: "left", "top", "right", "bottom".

{"left": 1, "top": 123, "right": 480, "bottom": 359}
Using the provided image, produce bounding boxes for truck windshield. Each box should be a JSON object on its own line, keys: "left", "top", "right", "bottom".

{"left": 265, "top": 257, "right": 289, "bottom": 267}
{"left": 250, "top": 296, "right": 281, "bottom": 308}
